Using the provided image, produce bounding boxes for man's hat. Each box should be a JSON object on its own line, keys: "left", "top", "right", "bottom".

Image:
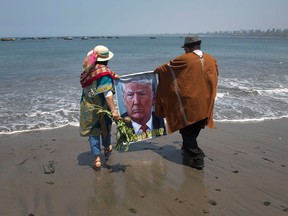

{"left": 182, "top": 36, "right": 202, "bottom": 48}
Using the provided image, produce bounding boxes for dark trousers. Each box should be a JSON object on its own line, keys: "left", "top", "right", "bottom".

{"left": 179, "top": 119, "right": 207, "bottom": 151}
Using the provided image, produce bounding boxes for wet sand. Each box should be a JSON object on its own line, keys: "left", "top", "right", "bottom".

{"left": 0, "top": 119, "right": 287, "bottom": 216}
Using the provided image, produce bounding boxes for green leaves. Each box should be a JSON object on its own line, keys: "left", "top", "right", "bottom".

{"left": 114, "top": 117, "right": 134, "bottom": 151}
{"left": 92, "top": 105, "right": 134, "bottom": 151}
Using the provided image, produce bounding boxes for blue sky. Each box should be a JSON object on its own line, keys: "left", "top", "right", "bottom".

{"left": 1, "top": 0, "right": 287, "bottom": 37}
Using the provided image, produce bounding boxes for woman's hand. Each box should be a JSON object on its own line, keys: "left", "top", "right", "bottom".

{"left": 111, "top": 110, "right": 120, "bottom": 120}
{"left": 114, "top": 74, "right": 120, "bottom": 79}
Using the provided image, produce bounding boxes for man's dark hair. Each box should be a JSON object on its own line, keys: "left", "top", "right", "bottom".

{"left": 185, "top": 41, "right": 201, "bottom": 49}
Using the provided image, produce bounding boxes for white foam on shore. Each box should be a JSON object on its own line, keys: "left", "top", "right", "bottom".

{"left": 1, "top": 116, "right": 288, "bottom": 135}
{"left": 0, "top": 123, "right": 79, "bottom": 135}
{"left": 216, "top": 115, "right": 288, "bottom": 123}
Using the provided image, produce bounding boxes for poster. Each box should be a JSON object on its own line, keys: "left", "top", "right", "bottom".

{"left": 114, "top": 71, "right": 167, "bottom": 143}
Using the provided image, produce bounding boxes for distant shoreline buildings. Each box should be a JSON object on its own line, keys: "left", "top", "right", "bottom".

{"left": 199, "top": 28, "right": 288, "bottom": 38}
{"left": 153, "top": 28, "right": 288, "bottom": 38}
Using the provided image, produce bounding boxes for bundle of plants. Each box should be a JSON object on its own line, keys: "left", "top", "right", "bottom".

{"left": 92, "top": 105, "right": 134, "bottom": 151}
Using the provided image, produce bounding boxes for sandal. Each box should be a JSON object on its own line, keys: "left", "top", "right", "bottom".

{"left": 92, "top": 155, "right": 101, "bottom": 170}
{"left": 104, "top": 145, "right": 113, "bottom": 157}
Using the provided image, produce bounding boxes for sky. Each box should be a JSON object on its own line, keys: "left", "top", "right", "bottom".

{"left": 1, "top": 0, "right": 288, "bottom": 37}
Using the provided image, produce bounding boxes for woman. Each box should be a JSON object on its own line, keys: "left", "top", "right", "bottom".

{"left": 80, "top": 45, "right": 120, "bottom": 170}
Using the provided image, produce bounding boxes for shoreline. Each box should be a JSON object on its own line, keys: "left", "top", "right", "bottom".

{"left": 0, "top": 119, "right": 287, "bottom": 215}
{"left": 1, "top": 116, "right": 288, "bottom": 135}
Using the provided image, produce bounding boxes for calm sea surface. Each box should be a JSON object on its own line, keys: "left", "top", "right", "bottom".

{"left": 0, "top": 36, "right": 287, "bottom": 134}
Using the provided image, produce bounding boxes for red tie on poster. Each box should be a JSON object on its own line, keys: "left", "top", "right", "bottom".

{"left": 140, "top": 125, "right": 148, "bottom": 133}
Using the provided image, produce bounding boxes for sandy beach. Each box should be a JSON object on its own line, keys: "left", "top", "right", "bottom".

{"left": 0, "top": 119, "right": 287, "bottom": 216}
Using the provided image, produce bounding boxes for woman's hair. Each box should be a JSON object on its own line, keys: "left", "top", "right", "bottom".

{"left": 96, "top": 60, "right": 108, "bottom": 65}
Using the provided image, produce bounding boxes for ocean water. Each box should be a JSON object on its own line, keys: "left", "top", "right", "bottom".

{"left": 0, "top": 36, "right": 287, "bottom": 134}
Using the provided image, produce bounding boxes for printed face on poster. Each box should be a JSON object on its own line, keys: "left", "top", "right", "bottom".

{"left": 114, "top": 71, "right": 167, "bottom": 143}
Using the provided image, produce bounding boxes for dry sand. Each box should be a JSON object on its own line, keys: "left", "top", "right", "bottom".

{"left": 0, "top": 119, "right": 287, "bottom": 216}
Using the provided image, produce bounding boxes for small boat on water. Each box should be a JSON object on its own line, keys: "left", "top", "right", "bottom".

{"left": 63, "top": 36, "right": 73, "bottom": 40}
{"left": 0, "top": 37, "right": 16, "bottom": 41}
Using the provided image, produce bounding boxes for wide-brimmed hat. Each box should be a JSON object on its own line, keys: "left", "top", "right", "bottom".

{"left": 86, "top": 50, "right": 93, "bottom": 56}
{"left": 93, "top": 45, "right": 114, "bottom": 61}
{"left": 181, "top": 36, "right": 201, "bottom": 48}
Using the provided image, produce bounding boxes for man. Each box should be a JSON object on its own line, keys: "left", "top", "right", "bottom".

{"left": 121, "top": 76, "right": 166, "bottom": 137}
{"left": 154, "top": 36, "right": 218, "bottom": 169}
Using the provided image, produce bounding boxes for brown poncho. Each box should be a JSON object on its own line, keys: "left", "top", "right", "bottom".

{"left": 154, "top": 52, "right": 218, "bottom": 134}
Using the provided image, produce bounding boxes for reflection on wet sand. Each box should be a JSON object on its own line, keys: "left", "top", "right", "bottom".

{"left": 87, "top": 143, "right": 210, "bottom": 216}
